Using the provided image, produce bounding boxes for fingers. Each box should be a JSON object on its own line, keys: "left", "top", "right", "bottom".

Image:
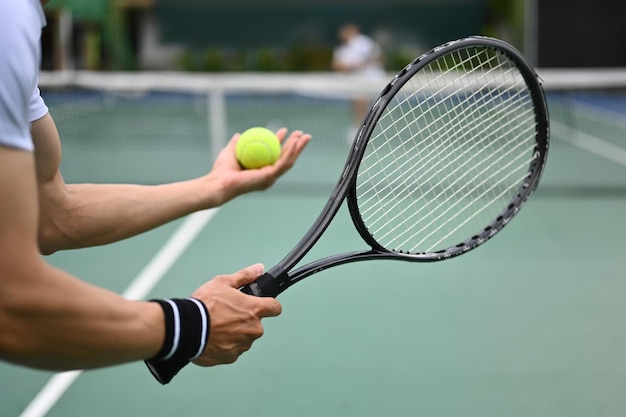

{"left": 221, "top": 263, "right": 283, "bottom": 317}
{"left": 275, "top": 127, "right": 288, "bottom": 142}
{"left": 208, "top": 264, "right": 282, "bottom": 316}
{"left": 190, "top": 264, "right": 283, "bottom": 367}
{"left": 218, "top": 133, "right": 240, "bottom": 157}
{"left": 261, "top": 298, "right": 282, "bottom": 317}
{"left": 224, "top": 263, "right": 265, "bottom": 288}
{"left": 272, "top": 129, "right": 312, "bottom": 173}
{"left": 227, "top": 132, "right": 241, "bottom": 147}
{"left": 211, "top": 133, "right": 243, "bottom": 174}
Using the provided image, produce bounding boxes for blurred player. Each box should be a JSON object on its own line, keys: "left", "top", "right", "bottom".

{"left": 332, "top": 23, "right": 385, "bottom": 142}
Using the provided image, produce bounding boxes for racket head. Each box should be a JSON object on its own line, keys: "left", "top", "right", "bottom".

{"left": 347, "top": 36, "right": 549, "bottom": 261}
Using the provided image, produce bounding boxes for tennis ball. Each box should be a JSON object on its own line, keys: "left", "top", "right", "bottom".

{"left": 235, "top": 127, "right": 281, "bottom": 169}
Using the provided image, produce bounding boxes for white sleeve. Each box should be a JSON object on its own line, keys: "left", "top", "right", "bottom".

{"left": 29, "top": 86, "right": 49, "bottom": 123}
{"left": 0, "top": 0, "right": 46, "bottom": 151}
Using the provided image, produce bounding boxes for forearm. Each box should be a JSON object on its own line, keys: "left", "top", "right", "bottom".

{"left": 0, "top": 256, "right": 163, "bottom": 370}
{"left": 32, "top": 112, "right": 227, "bottom": 253}
{"left": 38, "top": 176, "right": 223, "bottom": 253}
{"left": 35, "top": 114, "right": 310, "bottom": 254}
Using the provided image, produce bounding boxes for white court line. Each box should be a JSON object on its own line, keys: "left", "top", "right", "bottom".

{"left": 552, "top": 120, "right": 626, "bottom": 167}
{"left": 19, "top": 209, "right": 219, "bottom": 417}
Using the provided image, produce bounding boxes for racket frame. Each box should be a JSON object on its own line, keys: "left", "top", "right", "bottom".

{"left": 242, "top": 36, "right": 549, "bottom": 297}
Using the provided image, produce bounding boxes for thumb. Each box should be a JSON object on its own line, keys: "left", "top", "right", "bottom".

{"left": 227, "top": 263, "right": 265, "bottom": 288}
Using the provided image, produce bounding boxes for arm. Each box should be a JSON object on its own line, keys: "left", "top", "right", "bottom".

{"left": 33, "top": 113, "right": 311, "bottom": 254}
{"left": 0, "top": 146, "right": 163, "bottom": 369}
{"left": 0, "top": 146, "right": 282, "bottom": 370}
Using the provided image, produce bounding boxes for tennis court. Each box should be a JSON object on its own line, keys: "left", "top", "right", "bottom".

{"left": 1, "top": 71, "right": 625, "bottom": 417}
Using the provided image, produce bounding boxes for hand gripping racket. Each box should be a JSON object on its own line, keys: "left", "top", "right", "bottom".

{"left": 241, "top": 36, "right": 549, "bottom": 297}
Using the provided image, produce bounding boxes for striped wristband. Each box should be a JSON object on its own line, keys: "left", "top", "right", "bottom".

{"left": 145, "top": 298, "right": 210, "bottom": 384}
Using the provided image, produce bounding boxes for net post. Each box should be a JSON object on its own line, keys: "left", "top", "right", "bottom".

{"left": 208, "top": 87, "right": 227, "bottom": 162}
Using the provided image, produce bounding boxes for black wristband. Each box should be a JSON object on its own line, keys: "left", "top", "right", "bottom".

{"left": 145, "top": 298, "right": 210, "bottom": 384}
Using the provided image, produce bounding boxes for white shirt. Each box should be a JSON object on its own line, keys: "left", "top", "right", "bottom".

{"left": 0, "top": 0, "right": 48, "bottom": 152}
{"left": 333, "top": 34, "right": 385, "bottom": 77}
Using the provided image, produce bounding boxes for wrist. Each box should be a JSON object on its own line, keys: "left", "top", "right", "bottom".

{"left": 145, "top": 298, "right": 210, "bottom": 384}
{"left": 148, "top": 298, "right": 210, "bottom": 361}
{"left": 196, "top": 174, "right": 230, "bottom": 209}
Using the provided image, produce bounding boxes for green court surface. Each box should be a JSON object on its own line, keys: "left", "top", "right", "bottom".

{"left": 1, "top": 88, "right": 625, "bottom": 417}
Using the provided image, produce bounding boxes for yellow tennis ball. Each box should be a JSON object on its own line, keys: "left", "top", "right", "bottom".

{"left": 235, "top": 127, "right": 281, "bottom": 169}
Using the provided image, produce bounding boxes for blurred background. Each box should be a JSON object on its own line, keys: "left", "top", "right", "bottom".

{"left": 41, "top": 0, "right": 626, "bottom": 72}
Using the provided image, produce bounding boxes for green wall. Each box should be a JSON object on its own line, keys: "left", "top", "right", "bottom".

{"left": 47, "top": 0, "right": 109, "bottom": 21}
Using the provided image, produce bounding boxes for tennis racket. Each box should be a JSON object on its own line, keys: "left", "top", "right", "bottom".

{"left": 241, "top": 36, "right": 549, "bottom": 298}
{"left": 148, "top": 36, "right": 549, "bottom": 384}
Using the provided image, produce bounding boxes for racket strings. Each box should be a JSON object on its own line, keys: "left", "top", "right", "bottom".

{"left": 356, "top": 46, "right": 538, "bottom": 253}
{"left": 358, "top": 53, "right": 528, "bottom": 208}
{"left": 372, "top": 67, "right": 533, "bottom": 250}
{"left": 360, "top": 54, "right": 526, "bottom": 210}
{"left": 392, "top": 98, "right": 534, "bottom": 251}
{"left": 367, "top": 111, "right": 534, "bottom": 252}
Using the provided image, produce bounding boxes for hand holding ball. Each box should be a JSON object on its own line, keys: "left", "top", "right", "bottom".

{"left": 236, "top": 127, "right": 281, "bottom": 169}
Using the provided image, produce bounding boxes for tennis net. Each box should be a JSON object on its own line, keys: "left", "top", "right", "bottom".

{"left": 539, "top": 69, "right": 626, "bottom": 197}
{"left": 38, "top": 69, "right": 626, "bottom": 197}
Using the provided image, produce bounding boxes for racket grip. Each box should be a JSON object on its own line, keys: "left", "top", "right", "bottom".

{"left": 240, "top": 272, "right": 281, "bottom": 298}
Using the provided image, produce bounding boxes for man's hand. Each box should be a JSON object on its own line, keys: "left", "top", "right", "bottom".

{"left": 207, "top": 128, "right": 311, "bottom": 205}
{"left": 191, "top": 264, "right": 282, "bottom": 366}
